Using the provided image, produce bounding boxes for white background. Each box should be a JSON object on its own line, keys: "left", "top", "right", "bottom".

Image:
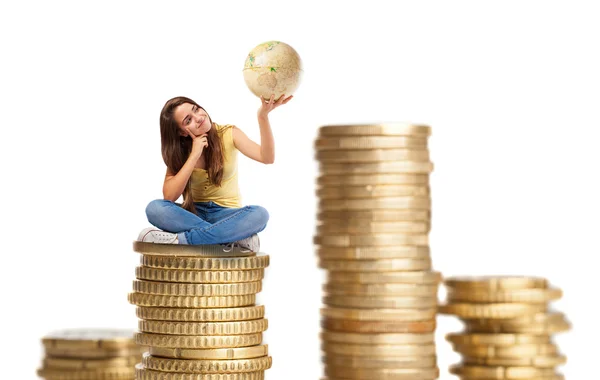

{"left": 1, "top": 1, "right": 598, "bottom": 378}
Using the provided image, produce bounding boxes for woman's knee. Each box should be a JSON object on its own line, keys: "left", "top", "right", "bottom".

{"left": 145, "top": 199, "right": 173, "bottom": 220}
{"left": 247, "top": 205, "right": 269, "bottom": 227}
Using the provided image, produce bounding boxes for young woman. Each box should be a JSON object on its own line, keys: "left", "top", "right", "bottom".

{"left": 138, "top": 94, "right": 292, "bottom": 252}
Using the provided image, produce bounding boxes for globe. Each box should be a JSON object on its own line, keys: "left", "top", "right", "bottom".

{"left": 243, "top": 41, "right": 303, "bottom": 100}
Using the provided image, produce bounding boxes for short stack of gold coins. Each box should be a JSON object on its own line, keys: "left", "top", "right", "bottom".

{"left": 128, "top": 242, "right": 272, "bottom": 380}
{"left": 314, "top": 123, "right": 442, "bottom": 380}
{"left": 37, "top": 328, "right": 143, "bottom": 379}
{"left": 439, "top": 276, "right": 571, "bottom": 380}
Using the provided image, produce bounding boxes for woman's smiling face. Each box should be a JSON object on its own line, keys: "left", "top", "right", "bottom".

{"left": 174, "top": 103, "right": 212, "bottom": 137}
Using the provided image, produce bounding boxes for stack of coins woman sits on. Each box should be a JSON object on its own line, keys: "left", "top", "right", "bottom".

{"left": 138, "top": 94, "right": 292, "bottom": 252}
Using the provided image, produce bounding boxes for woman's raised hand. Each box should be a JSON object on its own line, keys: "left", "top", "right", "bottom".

{"left": 186, "top": 127, "right": 208, "bottom": 157}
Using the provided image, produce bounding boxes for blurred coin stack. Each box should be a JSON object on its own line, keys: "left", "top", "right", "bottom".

{"left": 314, "top": 123, "right": 442, "bottom": 380}
{"left": 38, "top": 328, "right": 143, "bottom": 379}
{"left": 439, "top": 276, "right": 571, "bottom": 380}
{"left": 128, "top": 242, "right": 272, "bottom": 380}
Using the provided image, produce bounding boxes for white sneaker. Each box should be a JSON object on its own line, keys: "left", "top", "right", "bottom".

{"left": 231, "top": 234, "right": 260, "bottom": 253}
{"left": 138, "top": 227, "right": 179, "bottom": 244}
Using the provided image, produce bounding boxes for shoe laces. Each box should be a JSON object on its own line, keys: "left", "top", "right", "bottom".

{"left": 222, "top": 242, "right": 251, "bottom": 253}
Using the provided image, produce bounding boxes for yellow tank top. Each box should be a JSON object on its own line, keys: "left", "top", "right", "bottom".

{"left": 190, "top": 123, "right": 242, "bottom": 208}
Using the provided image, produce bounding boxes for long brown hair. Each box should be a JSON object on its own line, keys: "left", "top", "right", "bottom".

{"left": 159, "top": 96, "right": 226, "bottom": 215}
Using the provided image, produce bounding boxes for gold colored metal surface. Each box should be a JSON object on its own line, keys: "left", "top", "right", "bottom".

{"left": 438, "top": 303, "right": 547, "bottom": 319}
{"left": 319, "top": 196, "right": 431, "bottom": 211}
{"left": 316, "top": 245, "right": 431, "bottom": 260}
{"left": 140, "top": 254, "right": 269, "bottom": 270}
{"left": 327, "top": 271, "right": 442, "bottom": 284}
{"left": 444, "top": 276, "right": 549, "bottom": 290}
{"left": 135, "top": 266, "right": 265, "bottom": 283}
{"left": 319, "top": 258, "right": 431, "bottom": 272}
{"left": 138, "top": 319, "right": 268, "bottom": 335}
{"left": 315, "top": 234, "right": 429, "bottom": 248}
{"left": 316, "top": 148, "right": 430, "bottom": 163}
{"left": 449, "top": 364, "right": 558, "bottom": 379}
{"left": 320, "top": 307, "right": 436, "bottom": 321}
{"left": 317, "top": 173, "right": 429, "bottom": 186}
{"left": 317, "top": 184, "right": 430, "bottom": 199}
{"left": 321, "top": 318, "right": 436, "bottom": 333}
{"left": 134, "top": 332, "right": 262, "bottom": 349}
{"left": 148, "top": 345, "right": 268, "bottom": 360}
{"left": 320, "top": 332, "right": 435, "bottom": 345}
{"left": 319, "top": 161, "right": 434, "bottom": 174}
{"left": 135, "top": 364, "right": 265, "bottom": 380}
{"left": 324, "top": 366, "right": 439, "bottom": 380}
{"left": 318, "top": 123, "right": 432, "bottom": 137}
{"left": 447, "top": 287, "right": 562, "bottom": 304}
{"left": 132, "top": 280, "right": 262, "bottom": 296}
{"left": 127, "top": 293, "right": 256, "bottom": 308}
{"left": 323, "top": 282, "right": 438, "bottom": 296}
{"left": 323, "top": 295, "right": 437, "bottom": 309}
{"left": 315, "top": 136, "right": 428, "bottom": 150}
{"left": 135, "top": 305, "right": 265, "bottom": 322}
{"left": 142, "top": 353, "right": 272, "bottom": 373}
{"left": 321, "top": 342, "right": 436, "bottom": 357}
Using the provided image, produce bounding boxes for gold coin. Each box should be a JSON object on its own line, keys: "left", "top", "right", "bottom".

{"left": 318, "top": 209, "right": 431, "bottom": 222}
{"left": 317, "top": 245, "right": 430, "bottom": 260}
{"left": 318, "top": 123, "right": 432, "bottom": 137}
{"left": 140, "top": 255, "right": 269, "bottom": 270}
{"left": 322, "top": 342, "right": 436, "bottom": 357}
{"left": 317, "top": 220, "right": 430, "bottom": 235}
{"left": 322, "top": 355, "right": 437, "bottom": 369}
{"left": 319, "top": 258, "right": 431, "bottom": 272}
{"left": 135, "top": 332, "right": 262, "bottom": 349}
{"left": 42, "top": 328, "right": 136, "bottom": 350}
{"left": 324, "top": 366, "right": 439, "bottom": 380}
{"left": 317, "top": 184, "right": 430, "bottom": 199}
{"left": 315, "top": 136, "right": 428, "bottom": 150}
{"left": 135, "top": 266, "right": 265, "bottom": 283}
{"left": 142, "top": 353, "right": 272, "bottom": 373}
{"left": 148, "top": 345, "right": 268, "bottom": 360}
{"left": 449, "top": 364, "right": 557, "bottom": 379}
{"left": 323, "top": 295, "right": 437, "bottom": 309}
{"left": 319, "top": 161, "right": 434, "bottom": 175}
{"left": 444, "top": 276, "right": 549, "bottom": 290}
{"left": 465, "top": 314, "right": 571, "bottom": 335}
{"left": 453, "top": 343, "right": 559, "bottom": 358}
{"left": 317, "top": 173, "right": 429, "bottom": 186}
{"left": 323, "top": 282, "right": 438, "bottom": 297}
{"left": 322, "top": 318, "right": 436, "bottom": 333}
{"left": 135, "top": 364, "right": 265, "bottom": 380}
{"left": 446, "top": 333, "right": 551, "bottom": 346}
{"left": 127, "top": 293, "right": 256, "bottom": 308}
{"left": 319, "top": 196, "right": 431, "bottom": 211}
{"left": 138, "top": 319, "right": 268, "bottom": 335}
{"left": 37, "top": 367, "right": 135, "bottom": 380}
{"left": 132, "top": 280, "right": 262, "bottom": 296}
{"left": 438, "top": 303, "right": 546, "bottom": 319}
{"left": 321, "top": 307, "right": 436, "bottom": 321}
{"left": 320, "top": 332, "right": 435, "bottom": 345}
{"left": 43, "top": 356, "right": 139, "bottom": 370}
{"left": 463, "top": 354, "right": 567, "bottom": 367}
{"left": 136, "top": 305, "right": 265, "bottom": 322}
{"left": 327, "top": 271, "right": 442, "bottom": 284}
{"left": 43, "top": 346, "right": 143, "bottom": 359}
{"left": 468, "top": 320, "right": 572, "bottom": 335}
{"left": 315, "top": 235, "right": 429, "bottom": 248}
{"left": 447, "top": 287, "right": 562, "bottom": 304}
{"left": 133, "top": 241, "right": 257, "bottom": 257}
{"left": 316, "top": 148, "right": 430, "bottom": 163}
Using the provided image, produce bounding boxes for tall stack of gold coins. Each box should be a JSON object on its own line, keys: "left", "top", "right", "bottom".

{"left": 128, "top": 242, "right": 272, "bottom": 380}
{"left": 37, "top": 328, "right": 143, "bottom": 379}
{"left": 439, "top": 276, "right": 571, "bottom": 380}
{"left": 314, "top": 123, "right": 442, "bottom": 380}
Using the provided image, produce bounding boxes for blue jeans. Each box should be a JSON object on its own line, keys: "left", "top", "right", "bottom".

{"left": 145, "top": 199, "right": 269, "bottom": 245}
